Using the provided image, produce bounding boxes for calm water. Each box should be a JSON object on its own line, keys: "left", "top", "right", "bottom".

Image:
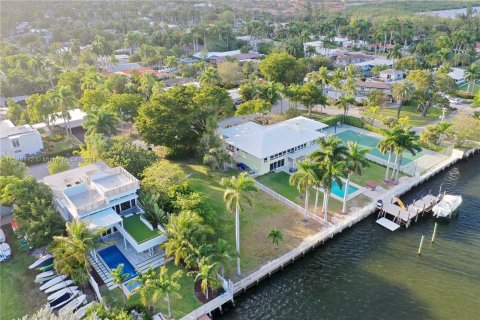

{"left": 420, "top": 6, "right": 480, "bottom": 18}
{"left": 219, "top": 156, "right": 480, "bottom": 320}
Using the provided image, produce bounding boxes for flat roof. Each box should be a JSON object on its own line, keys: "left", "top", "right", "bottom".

{"left": 0, "top": 120, "right": 38, "bottom": 139}
{"left": 82, "top": 208, "right": 122, "bottom": 229}
{"left": 218, "top": 116, "right": 328, "bottom": 159}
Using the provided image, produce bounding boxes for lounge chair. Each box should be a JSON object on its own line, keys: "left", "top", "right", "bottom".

{"left": 366, "top": 181, "right": 377, "bottom": 191}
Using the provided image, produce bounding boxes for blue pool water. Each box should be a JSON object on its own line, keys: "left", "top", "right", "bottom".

{"left": 331, "top": 180, "right": 358, "bottom": 197}
{"left": 98, "top": 246, "right": 137, "bottom": 281}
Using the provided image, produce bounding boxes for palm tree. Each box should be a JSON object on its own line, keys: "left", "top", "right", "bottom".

{"left": 309, "top": 66, "right": 331, "bottom": 91}
{"left": 464, "top": 64, "right": 480, "bottom": 93}
{"left": 137, "top": 268, "right": 155, "bottom": 312}
{"left": 268, "top": 229, "right": 283, "bottom": 247}
{"left": 342, "top": 142, "right": 370, "bottom": 213}
{"left": 163, "top": 211, "right": 214, "bottom": 269}
{"left": 151, "top": 266, "right": 183, "bottom": 318}
{"left": 306, "top": 45, "right": 317, "bottom": 57}
{"left": 391, "top": 80, "right": 415, "bottom": 119}
{"left": 50, "top": 220, "right": 104, "bottom": 285}
{"left": 387, "top": 44, "right": 402, "bottom": 66}
{"left": 111, "top": 264, "right": 129, "bottom": 306}
{"left": 335, "top": 95, "right": 356, "bottom": 123}
{"left": 390, "top": 127, "right": 421, "bottom": 183}
{"left": 210, "top": 239, "right": 233, "bottom": 278}
{"left": 53, "top": 86, "right": 77, "bottom": 137}
{"left": 199, "top": 66, "right": 220, "bottom": 86}
{"left": 289, "top": 160, "right": 317, "bottom": 219}
{"left": 220, "top": 172, "right": 258, "bottom": 277}
{"left": 84, "top": 107, "right": 120, "bottom": 136}
{"left": 377, "top": 127, "right": 401, "bottom": 182}
{"left": 191, "top": 258, "right": 222, "bottom": 300}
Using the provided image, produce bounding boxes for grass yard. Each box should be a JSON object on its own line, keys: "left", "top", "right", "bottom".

{"left": 122, "top": 214, "right": 161, "bottom": 243}
{"left": 42, "top": 134, "right": 83, "bottom": 154}
{"left": 101, "top": 263, "right": 202, "bottom": 319}
{"left": 362, "top": 102, "right": 450, "bottom": 127}
{"left": 458, "top": 82, "right": 480, "bottom": 94}
{"left": 0, "top": 226, "right": 46, "bottom": 320}
{"left": 179, "top": 162, "right": 323, "bottom": 279}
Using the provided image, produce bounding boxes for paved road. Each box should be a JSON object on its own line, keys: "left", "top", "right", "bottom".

{"left": 27, "top": 156, "right": 80, "bottom": 180}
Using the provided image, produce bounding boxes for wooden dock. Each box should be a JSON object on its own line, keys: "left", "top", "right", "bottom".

{"left": 377, "top": 193, "right": 439, "bottom": 228}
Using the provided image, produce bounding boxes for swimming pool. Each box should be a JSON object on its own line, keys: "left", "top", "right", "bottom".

{"left": 98, "top": 246, "right": 137, "bottom": 281}
{"left": 331, "top": 180, "right": 358, "bottom": 198}
{"left": 335, "top": 130, "right": 420, "bottom": 165}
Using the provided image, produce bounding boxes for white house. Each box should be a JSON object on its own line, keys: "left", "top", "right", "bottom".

{"left": 218, "top": 117, "right": 328, "bottom": 175}
{"left": 43, "top": 162, "right": 166, "bottom": 255}
{"left": 354, "top": 58, "right": 394, "bottom": 71}
{"left": 0, "top": 119, "right": 43, "bottom": 159}
{"left": 447, "top": 68, "right": 466, "bottom": 85}
{"left": 379, "top": 69, "right": 405, "bottom": 82}
{"left": 32, "top": 108, "right": 87, "bottom": 132}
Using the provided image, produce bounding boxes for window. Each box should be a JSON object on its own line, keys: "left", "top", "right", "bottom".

{"left": 120, "top": 201, "right": 132, "bottom": 211}
{"left": 11, "top": 139, "right": 20, "bottom": 148}
{"left": 264, "top": 158, "right": 267, "bottom": 163}
{"left": 269, "top": 159, "right": 285, "bottom": 171}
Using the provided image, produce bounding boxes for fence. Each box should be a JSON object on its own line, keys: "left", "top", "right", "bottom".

{"left": 181, "top": 289, "right": 234, "bottom": 320}
{"left": 88, "top": 273, "right": 103, "bottom": 302}
{"left": 254, "top": 181, "right": 332, "bottom": 227}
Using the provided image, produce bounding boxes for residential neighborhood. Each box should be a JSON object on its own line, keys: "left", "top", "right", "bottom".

{"left": 0, "top": 1, "right": 480, "bottom": 320}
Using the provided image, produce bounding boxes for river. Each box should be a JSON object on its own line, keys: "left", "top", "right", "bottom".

{"left": 218, "top": 155, "right": 480, "bottom": 320}
{"left": 420, "top": 6, "right": 480, "bottom": 18}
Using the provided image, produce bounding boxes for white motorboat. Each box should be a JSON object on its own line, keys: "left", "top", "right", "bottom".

{"left": 73, "top": 301, "right": 96, "bottom": 319}
{"left": 29, "top": 254, "right": 53, "bottom": 270}
{"left": 58, "top": 294, "right": 86, "bottom": 314}
{"left": 35, "top": 270, "right": 55, "bottom": 281}
{"left": 0, "top": 242, "right": 12, "bottom": 261}
{"left": 432, "top": 194, "right": 463, "bottom": 219}
{"left": 40, "top": 275, "right": 68, "bottom": 291}
{"left": 48, "top": 289, "right": 79, "bottom": 310}
{"left": 47, "top": 286, "right": 79, "bottom": 301}
{"left": 0, "top": 229, "right": 5, "bottom": 242}
{"left": 45, "top": 280, "right": 74, "bottom": 293}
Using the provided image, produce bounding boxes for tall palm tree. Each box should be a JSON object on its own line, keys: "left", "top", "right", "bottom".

{"left": 199, "top": 66, "right": 221, "bottom": 86}
{"left": 387, "top": 44, "right": 402, "bottom": 66}
{"left": 191, "top": 258, "right": 222, "bottom": 300}
{"left": 151, "top": 266, "right": 183, "bottom": 318}
{"left": 220, "top": 172, "right": 258, "bottom": 277}
{"left": 377, "top": 126, "right": 401, "bottom": 182}
{"left": 137, "top": 268, "right": 156, "bottom": 312}
{"left": 289, "top": 160, "right": 317, "bottom": 219}
{"left": 391, "top": 80, "right": 415, "bottom": 119}
{"left": 84, "top": 107, "right": 120, "bottom": 136}
{"left": 53, "top": 86, "right": 77, "bottom": 136}
{"left": 210, "top": 238, "right": 233, "bottom": 278}
{"left": 335, "top": 95, "right": 356, "bottom": 123}
{"left": 390, "top": 127, "right": 421, "bottom": 183}
{"left": 309, "top": 66, "right": 331, "bottom": 91}
{"left": 50, "top": 220, "right": 104, "bottom": 285}
{"left": 464, "top": 64, "right": 480, "bottom": 93}
{"left": 111, "top": 264, "right": 129, "bottom": 305}
{"left": 342, "top": 142, "right": 370, "bottom": 213}
{"left": 163, "top": 211, "right": 213, "bottom": 269}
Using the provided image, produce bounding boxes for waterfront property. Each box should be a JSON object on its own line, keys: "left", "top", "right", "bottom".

{"left": 0, "top": 119, "right": 44, "bottom": 159}
{"left": 218, "top": 116, "right": 328, "bottom": 176}
{"left": 43, "top": 162, "right": 167, "bottom": 287}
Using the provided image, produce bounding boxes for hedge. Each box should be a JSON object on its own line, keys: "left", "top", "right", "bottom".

{"left": 456, "top": 91, "right": 475, "bottom": 99}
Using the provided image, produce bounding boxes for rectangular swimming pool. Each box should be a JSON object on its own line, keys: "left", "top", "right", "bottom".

{"left": 335, "top": 130, "right": 420, "bottom": 165}
{"left": 98, "top": 245, "right": 137, "bottom": 281}
{"left": 331, "top": 180, "right": 358, "bottom": 198}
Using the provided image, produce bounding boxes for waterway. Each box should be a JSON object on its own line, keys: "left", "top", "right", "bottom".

{"left": 419, "top": 6, "right": 480, "bottom": 19}
{"left": 219, "top": 156, "right": 480, "bottom": 320}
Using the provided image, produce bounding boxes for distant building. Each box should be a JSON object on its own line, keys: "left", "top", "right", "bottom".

{"left": 32, "top": 108, "right": 87, "bottom": 132}
{"left": 355, "top": 81, "right": 394, "bottom": 101}
{"left": 164, "top": 77, "right": 199, "bottom": 88}
{"left": 354, "top": 58, "right": 394, "bottom": 71}
{"left": 447, "top": 68, "right": 466, "bottom": 85}
{"left": 192, "top": 50, "right": 262, "bottom": 65}
{"left": 0, "top": 95, "right": 30, "bottom": 108}
{"left": 0, "top": 119, "right": 43, "bottom": 159}
{"left": 218, "top": 116, "right": 328, "bottom": 175}
{"left": 334, "top": 51, "right": 375, "bottom": 66}
{"left": 378, "top": 69, "right": 405, "bottom": 82}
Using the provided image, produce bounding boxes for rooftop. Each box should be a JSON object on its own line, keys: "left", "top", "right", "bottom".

{"left": 0, "top": 120, "right": 38, "bottom": 139}
{"left": 355, "top": 81, "right": 392, "bottom": 90}
{"left": 355, "top": 58, "right": 394, "bottom": 67}
{"left": 218, "top": 116, "right": 328, "bottom": 158}
{"left": 447, "top": 68, "right": 465, "bottom": 80}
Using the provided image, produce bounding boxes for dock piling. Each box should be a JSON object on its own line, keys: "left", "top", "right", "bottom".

{"left": 417, "top": 235, "right": 425, "bottom": 255}
{"left": 431, "top": 223, "right": 438, "bottom": 243}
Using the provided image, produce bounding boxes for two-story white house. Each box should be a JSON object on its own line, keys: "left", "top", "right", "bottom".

{"left": 218, "top": 117, "right": 328, "bottom": 176}
{"left": 0, "top": 119, "right": 43, "bottom": 159}
{"left": 43, "top": 162, "right": 166, "bottom": 256}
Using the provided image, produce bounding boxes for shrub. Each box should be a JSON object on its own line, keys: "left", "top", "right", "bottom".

{"left": 456, "top": 91, "right": 475, "bottom": 99}
{"left": 240, "top": 45, "right": 249, "bottom": 53}
{"left": 47, "top": 134, "right": 64, "bottom": 142}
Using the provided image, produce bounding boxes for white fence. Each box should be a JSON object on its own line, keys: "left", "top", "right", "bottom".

{"left": 88, "top": 273, "right": 103, "bottom": 302}
{"left": 254, "top": 181, "right": 332, "bottom": 227}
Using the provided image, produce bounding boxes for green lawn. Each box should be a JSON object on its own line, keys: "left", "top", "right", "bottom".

{"left": 179, "top": 162, "right": 322, "bottom": 278}
{"left": 362, "top": 102, "right": 450, "bottom": 127}
{"left": 458, "top": 81, "right": 480, "bottom": 94}
{"left": 101, "top": 263, "right": 202, "bottom": 319}
{"left": 0, "top": 226, "right": 46, "bottom": 320}
{"left": 123, "top": 214, "right": 161, "bottom": 243}
{"left": 42, "top": 134, "right": 83, "bottom": 154}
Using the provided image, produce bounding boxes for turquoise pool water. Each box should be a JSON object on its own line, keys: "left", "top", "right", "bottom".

{"left": 98, "top": 245, "right": 137, "bottom": 281}
{"left": 331, "top": 180, "right": 358, "bottom": 197}
{"left": 335, "top": 130, "right": 421, "bottom": 165}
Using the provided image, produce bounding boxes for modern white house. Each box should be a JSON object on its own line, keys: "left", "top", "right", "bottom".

{"left": 0, "top": 119, "right": 43, "bottom": 159}
{"left": 218, "top": 117, "right": 328, "bottom": 176}
{"left": 32, "top": 108, "right": 87, "bottom": 132}
{"left": 378, "top": 69, "right": 405, "bottom": 82}
{"left": 43, "top": 162, "right": 166, "bottom": 255}
{"left": 447, "top": 68, "right": 466, "bottom": 85}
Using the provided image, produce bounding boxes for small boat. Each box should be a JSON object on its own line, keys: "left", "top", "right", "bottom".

{"left": 432, "top": 195, "right": 463, "bottom": 219}
{"left": 40, "top": 275, "right": 68, "bottom": 291}
{"left": 58, "top": 294, "right": 86, "bottom": 314}
{"left": 73, "top": 301, "right": 96, "bottom": 319}
{"left": 47, "top": 286, "right": 79, "bottom": 301}
{"left": 48, "top": 289, "right": 79, "bottom": 310}
{"left": 39, "top": 263, "right": 54, "bottom": 271}
{"left": 45, "top": 280, "right": 74, "bottom": 293}
{"left": 29, "top": 254, "right": 53, "bottom": 270}
{"left": 0, "top": 229, "right": 5, "bottom": 242}
{"left": 35, "top": 270, "right": 57, "bottom": 283}
{"left": 0, "top": 242, "right": 12, "bottom": 261}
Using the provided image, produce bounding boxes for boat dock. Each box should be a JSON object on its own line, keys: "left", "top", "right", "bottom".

{"left": 377, "top": 193, "right": 439, "bottom": 228}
